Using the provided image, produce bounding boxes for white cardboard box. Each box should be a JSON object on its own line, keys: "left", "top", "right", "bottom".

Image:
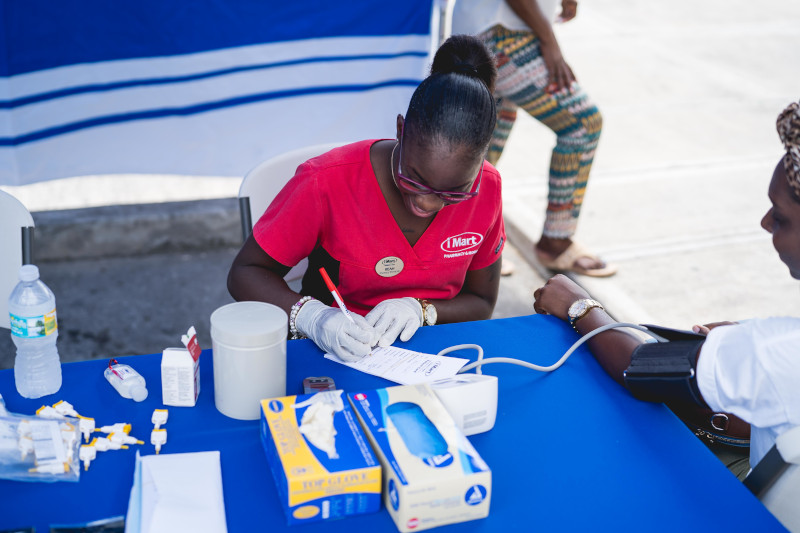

{"left": 161, "top": 347, "right": 200, "bottom": 407}
{"left": 348, "top": 384, "right": 492, "bottom": 532}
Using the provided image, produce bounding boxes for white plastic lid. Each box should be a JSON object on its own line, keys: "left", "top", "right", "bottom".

{"left": 131, "top": 384, "right": 148, "bottom": 402}
{"left": 210, "top": 301, "right": 288, "bottom": 348}
{"left": 18, "top": 264, "right": 39, "bottom": 282}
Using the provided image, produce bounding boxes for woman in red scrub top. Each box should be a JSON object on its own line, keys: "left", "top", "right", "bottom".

{"left": 228, "top": 35, "right": 505, "bottom": 362}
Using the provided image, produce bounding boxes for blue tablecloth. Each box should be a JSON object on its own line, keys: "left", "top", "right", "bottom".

{"left": 0, "top": 315, "right": 784, "bottom": 531}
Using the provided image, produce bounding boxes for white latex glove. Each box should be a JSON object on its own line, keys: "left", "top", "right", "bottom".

{"left": 365, "top": 297, "right": 422, "bottom": 347}
{"left": 295, "top": 300, "right": 379, "bottom": 362}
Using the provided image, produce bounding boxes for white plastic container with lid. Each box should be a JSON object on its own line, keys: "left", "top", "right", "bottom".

{"left": 210, "top": 301, "right": 287, "bottom": 420}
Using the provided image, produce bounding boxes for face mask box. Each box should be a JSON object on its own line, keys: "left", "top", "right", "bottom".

{"left": 160, "top": 347, "right": 200, "bottom": 407}
{"left": 260, "top": 391, "right": 382, "bottom": 525}
{"left": 347, "top": 384, "right": 491, "bottom": 533}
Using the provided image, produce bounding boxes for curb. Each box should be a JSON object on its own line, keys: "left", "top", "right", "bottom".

{"left": 31, "top": 198, "right": 242, "bottom": 262}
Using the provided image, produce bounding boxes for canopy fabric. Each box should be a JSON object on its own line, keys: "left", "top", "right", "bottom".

{"left": 0, "top": 1, "right": 435, "bottom": 185}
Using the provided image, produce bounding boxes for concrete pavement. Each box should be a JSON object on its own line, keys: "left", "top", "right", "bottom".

{"left": 1, "top": 0, "right": 800, "bottom": 368}
{"left": 498, "top": 0, "right": 800, "bottom": 326}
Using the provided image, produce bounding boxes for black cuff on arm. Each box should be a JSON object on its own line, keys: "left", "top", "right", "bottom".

{"left": 623, "top": 338, "right": 709, "bottom": 409}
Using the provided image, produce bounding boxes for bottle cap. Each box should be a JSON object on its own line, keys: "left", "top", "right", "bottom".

{"left": 131, "top": 385, "right": 148, "bottom": 402}
{"left": 18, "top": 264, "right": 40, "bottom": 282}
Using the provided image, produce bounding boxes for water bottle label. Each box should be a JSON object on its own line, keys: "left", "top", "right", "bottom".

{"left": 9, "top": 308, "right": 58, "bottom": 338}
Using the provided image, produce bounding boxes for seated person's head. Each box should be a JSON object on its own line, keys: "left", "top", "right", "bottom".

{"left": 762, "top": 101, "right": 800, "bottom": 278}
{"left": 392, "top": 35, "right": 497, "bottom": 217}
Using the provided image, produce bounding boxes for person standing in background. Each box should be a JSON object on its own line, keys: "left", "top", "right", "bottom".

{"left": 452, "top": 0, "right": 615, "bottom": 277}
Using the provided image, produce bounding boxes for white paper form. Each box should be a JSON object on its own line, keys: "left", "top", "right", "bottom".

{"left": 325, "top": 346, "right": 468, "bottom": 385}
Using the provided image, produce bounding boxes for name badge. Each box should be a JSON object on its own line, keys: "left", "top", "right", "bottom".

{"left": 375, "top": 256, "right": 404, "bottom": 277}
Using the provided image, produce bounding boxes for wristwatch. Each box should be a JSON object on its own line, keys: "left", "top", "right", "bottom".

{"left": 567, "top": 298, "right": 603, "bottom": 330}
{"left": 415, "top": 298, "right": 438, "bottom": 326}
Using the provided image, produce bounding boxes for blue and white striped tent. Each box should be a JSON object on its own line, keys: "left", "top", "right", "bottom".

{"left": 0, "top": 1, "right": 437, "bottom": 185}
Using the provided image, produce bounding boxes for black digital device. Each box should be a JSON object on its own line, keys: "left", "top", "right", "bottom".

{"left": 302, "top": 376, "right": 336, "bottom": 395}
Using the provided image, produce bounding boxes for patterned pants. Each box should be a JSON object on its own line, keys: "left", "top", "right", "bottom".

{"left": 480, "top": 25, "right": 603, "bottom": 239}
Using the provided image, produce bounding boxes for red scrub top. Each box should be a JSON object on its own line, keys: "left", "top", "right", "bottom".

{"left": 253, "top": 140, "right": 505, "bottom": 316}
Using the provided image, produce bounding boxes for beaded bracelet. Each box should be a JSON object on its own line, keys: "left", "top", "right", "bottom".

{"left": 289, "top": 296, "right": 316, "bottom": 339}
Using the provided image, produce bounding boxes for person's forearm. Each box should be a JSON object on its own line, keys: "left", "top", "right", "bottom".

{"left": 505, "top": 0, "right": 558, "bottom": 44}
{"left": 433, "top": 261, "right": 502, "bottom": 324}
{"left": 227, "top": 265, "right": 300, "bottom": 316}
{"left": 433, "top": 291, "right": 496, "bottom": 324}
{"left": 571, "top": 308, "right": 644, "bottom": 386}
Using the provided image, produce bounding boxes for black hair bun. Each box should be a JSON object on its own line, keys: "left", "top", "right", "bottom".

{"left": 430, "top": 34, "right": 497, "bottom": 93}
{"left": 452, "top": 62, "right": 479, "bottom": 76}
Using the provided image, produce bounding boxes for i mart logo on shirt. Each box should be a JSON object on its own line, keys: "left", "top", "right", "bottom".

{"left": 441, "top": 232, "right": 483, "bottom": 258}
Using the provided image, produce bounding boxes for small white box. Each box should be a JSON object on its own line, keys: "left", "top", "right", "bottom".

{"left": 161, "top": 347, "right": 200, "bottom": 407}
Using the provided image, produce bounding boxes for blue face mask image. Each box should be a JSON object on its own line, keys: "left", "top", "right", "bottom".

{"left": 385, "top": 402, "right": 452, "bottom": 467}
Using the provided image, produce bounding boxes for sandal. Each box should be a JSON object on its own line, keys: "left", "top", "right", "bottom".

{"left": 535, "top": 241, "right": 618, "bottom": 278}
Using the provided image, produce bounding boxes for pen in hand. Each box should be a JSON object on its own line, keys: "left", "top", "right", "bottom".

{"left": 319, "top": 268, "right": 375, "bottom": 355}
{"left": 319, "top": 267, "right": 355, "bottom": 323}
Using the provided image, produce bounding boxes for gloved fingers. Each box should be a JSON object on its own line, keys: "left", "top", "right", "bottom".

{"left": 366, "top": 298, "right": 421, "bottom": 341}
{"left": 334, "top": 334, "right": 373, "bottom": 361}
{"left": 371, "top": 306, "right": 397, "bottom": 334}
{"left": 334, "top": 315, "right": 380, "bottom": 360}
{"left": 347, "top": 314, "right": 380, "bottom": 347}
{"left": 377, "top": 318, "right": 405, "bottom": 347}
{"left": 367, "top": 309, "right": 394, "bottom": 336}
{"left": 398, "top": 316, "right": 420, "bottom": 342}
{"left": 369, "top": 309, "right": 402, "bottom": 346}
{"left": 365, "top": 304, "right": 388, "bottom": 328}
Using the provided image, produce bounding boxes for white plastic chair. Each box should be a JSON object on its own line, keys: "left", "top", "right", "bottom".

{"left": 744, "top": 425, "right": 800, "bottom": 531}
{"left": 238, "top": 143, "right": 342, "bottom": 290}
{"left": 0, "top": 190, "right": 35, "bottom": 329}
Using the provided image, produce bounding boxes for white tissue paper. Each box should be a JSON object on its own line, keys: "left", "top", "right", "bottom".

{"left": 125, "top": 450, "right": 227, "bottom": 533}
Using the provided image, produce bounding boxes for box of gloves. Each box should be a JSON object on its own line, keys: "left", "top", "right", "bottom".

{"left": 260, "top": 390, "right": 382, "bottom": 525}
{"left": 347, "top": 384, "right": 492, "bottom": 532}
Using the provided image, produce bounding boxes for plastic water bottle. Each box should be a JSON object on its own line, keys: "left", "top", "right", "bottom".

{"left": 8, "top": 265, "right": 62, "bottom": 399}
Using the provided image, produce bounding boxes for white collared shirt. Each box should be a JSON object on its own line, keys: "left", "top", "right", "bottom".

{"left": 697, "top": 317, "right": 800, "bottom": 467}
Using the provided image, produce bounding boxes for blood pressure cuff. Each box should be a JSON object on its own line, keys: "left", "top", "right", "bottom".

{"left": 623, "top": 338, "right": 709, "bottom": 409}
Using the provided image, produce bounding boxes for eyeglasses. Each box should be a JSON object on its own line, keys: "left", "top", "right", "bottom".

{"left": 391, "top": 128, "right": 482, "bottom": 204}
